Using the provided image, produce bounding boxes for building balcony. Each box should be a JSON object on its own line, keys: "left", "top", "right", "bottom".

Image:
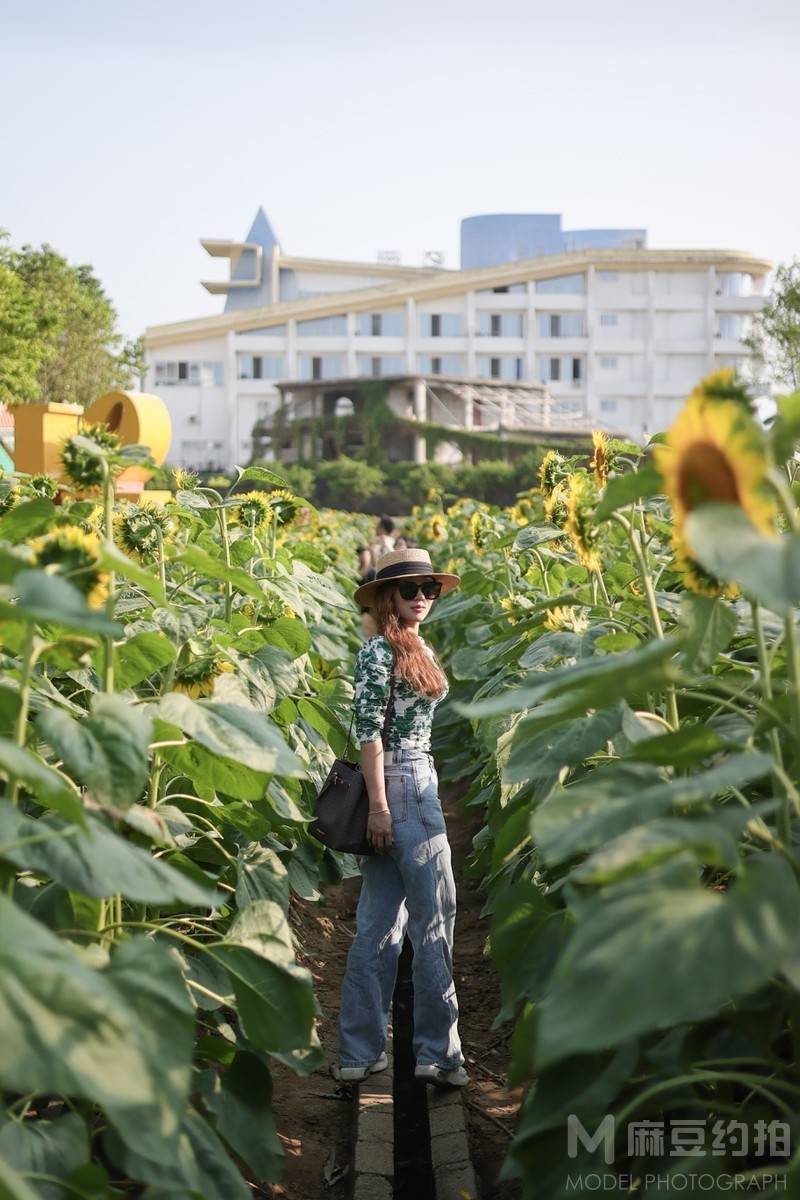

{"left": 714, "top": 294, "right": 765, "bottom": 312}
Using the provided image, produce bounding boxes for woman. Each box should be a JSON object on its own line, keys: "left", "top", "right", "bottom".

{"left": 332, "top": 548, "right": 469, "bottom": 1088}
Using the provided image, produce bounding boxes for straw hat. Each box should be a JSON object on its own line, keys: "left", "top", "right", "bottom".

{"left": 353, "top": 548, "right": 461, "bottom": 609}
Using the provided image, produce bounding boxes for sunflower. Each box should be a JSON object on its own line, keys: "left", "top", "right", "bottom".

{"left": 241, "top": 594, "right": 295, "bottom": 624}
{"left": 539, "top": 450, "right": 568, "bottom": 498}
{"left": 590, "top": 431, "right": 612, "bottom": 488}
{"left": 23, "top": 473, "right": 58, "bottom": 500}
{"left": 653, "top": 390, "right": 776, "bottom": 536}
{"left": 27, "top": 525, "right": 110, "bottom": 609}
{"left": 266, "top": 487, "right": 302, "bottom": 527}
{"left": 173, "top": 466, "right": 200, "bottom": 492}
{"left": 544, "top": 605, "right": 590, "bottom": 634}
{"left": 507, "top": 504, "right": 530, "bottom": 527}
{"left": 670, "top": 528, "right": 739, "bottom": 600}
{"left": 59, "top": 423, "right": 121, "bottom": 491}
{"left": 544, "top": 481, "right": 569, "bottom": 529}
{"left": 171, "top": 650, "right": 235, "bottom": 699}
{"left": 565, "top": 472, "right": 604, "bottom": 572}
{"left": 689, "top": 367, "right": 756, "bottom": 416}
{"left": 0, "top": 481, "right": 21, "bottom": 514}
{"left": 500, "top": 595, "right": 519, "bottom": 625}
{"left": 114, "top": 501, "right": 176, "bottom": 562}
{"left": 469, "top": 509, "right": 495, "bottom": 553}
{"left": 232, "top": 490, "right": 274, "bottom": 534}
{"left": 428, "top": 514, "right": 447, "bottom": 541}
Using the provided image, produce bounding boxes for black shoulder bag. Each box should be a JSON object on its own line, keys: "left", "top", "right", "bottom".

{"left": 310, "top": 657, "right": 396, "bottom": 856}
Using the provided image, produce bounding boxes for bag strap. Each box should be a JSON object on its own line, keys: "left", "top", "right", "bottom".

{"left": 344, "top": 650, "right": 396, "bottom": 758}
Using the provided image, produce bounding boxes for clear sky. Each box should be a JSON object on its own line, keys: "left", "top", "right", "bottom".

{"left": 2, "top": 0, "right": 798, "bottom": 339}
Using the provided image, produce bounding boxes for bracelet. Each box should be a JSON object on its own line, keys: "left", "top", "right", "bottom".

{"left": 368, "top": 808, "right": 390, "bottom": 815}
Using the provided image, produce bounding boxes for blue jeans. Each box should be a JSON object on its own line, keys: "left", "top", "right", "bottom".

{"left": 337, "top": 746, "right": 465, "bottom": 1070}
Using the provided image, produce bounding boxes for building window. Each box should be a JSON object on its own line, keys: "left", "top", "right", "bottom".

{"left": 515, "top": 357, "right": 524, "bottom": 380}
{"left": 716, "top": 314, "right": 743, "bottom": 339}
{"left": 237, "top": 324, "right": 286, "bottom": 337}
{"left": 572, "top": 358, "right": 582, "bottom": 382}
{"left": 600, "top": 398, "right": 618, "bottom": 412}
{"left": 296, "top": 314, "right": 347, "bottom": 336}
{"left": 599, "top": 356, "right": 618, "bottom": 369}
{"left": 535, "top": 273, "right": 586, "bottom": 294}
{"left": 312, "top": 357, "right": 322, "bottom": 381}
{"left": 155, "top": 360, "right": 223, "bottom": 387}
{"left": 539, "top": 313, "right": 586, "bottom": 338}
{"left": 356, "top": 310, "right": 405, "bottom": 336}
{"left": 550, "top": 357, "right": 561, "bottom": 381}
{"left": 357, "top": 354, "right": 406, "bottom": 377}
{"left": 490, "top": 357, "right": 501, "bottom": 379}
{"left": 420, "top": 312, "right": 464, "bottom": 337}
{"left": 599, "top": 313, "right": 618, "bottom": 327}
{"left": 417, "top": 354, "right": 464, "bottom": 376}
{"left": 716, "top": 272, "right": 753, "bottom": 298}
{"left": 478, "top": 312, "right": 524, "bottom": 337}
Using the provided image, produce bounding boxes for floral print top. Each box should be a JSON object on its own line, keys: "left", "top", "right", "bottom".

{"left": 352, "top": 634, "right": 448, "bottom": 751}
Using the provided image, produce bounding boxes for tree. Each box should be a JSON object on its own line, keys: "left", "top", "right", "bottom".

{"left": 0, "top": 259, "right": 52, "bottom": 407}
{"left": 119, "top": 336, "right": 148, "bottom": 392}
{"left": 745, "top": 261, "right": 800, "bottom": 391}
{"left": 0, "top": 239, "right": 128, "bottom": 407}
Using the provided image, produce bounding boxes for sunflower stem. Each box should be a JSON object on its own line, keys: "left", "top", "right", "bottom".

{"left": 101, "top": 461, "right": 116, "bottom": 694}
{"left": 530, "top": 548, "right": 550, "bottom": 595}
{"left": 612, "top": 511, "right": 679, "bottom": 730}
{"left": 8, "top": 621, "right": 36, "bottom": 808}
{"left": 156, "top": 527, "right": 166, "bottom": 598}
{"left": 783, "top": 611, "right": 800, "bottom": 774}
{"left": 751, "top": 602, "right": 790, "bottom": 845}
{"left": 217, "top": 507, "right": 233, "bottom": 624}
{"left": 594, "top": 569, "right": 612, "bottom": 610}
{"left": 769, "top": 468, "right": 799, "bottom": 531}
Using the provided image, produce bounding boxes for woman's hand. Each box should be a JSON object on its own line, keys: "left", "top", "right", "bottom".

{"left": 367, "top": 808, "right": 393, "bottom": 851}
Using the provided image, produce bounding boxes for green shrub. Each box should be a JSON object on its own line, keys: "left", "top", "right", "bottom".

{"left": 315, "top": 455, "right": 386, "bottom": 509}
{"left": 454, "top": 459, "right": 517, "bottom": 504}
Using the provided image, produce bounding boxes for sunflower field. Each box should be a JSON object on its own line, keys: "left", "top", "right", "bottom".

{"left": 0, "top": 430, "right": 371, "bottom": 1197}
{"left": 5, "top": 367, "right": 800, "bottom": 1198}
{"left": 408, "top": 369, "right": 800, "bottom": 1197}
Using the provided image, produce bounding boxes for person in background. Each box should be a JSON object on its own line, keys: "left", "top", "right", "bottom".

{"left": 356, "top": 544, "right": 378, "bottom": 639}
{"left": 392, "top": 534, "right": 418, "bottom": 551}
{"left": 370, "top": 516, "right": 395, "bottom": 567}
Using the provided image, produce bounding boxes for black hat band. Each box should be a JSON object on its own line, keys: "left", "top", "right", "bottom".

{"left": 375, "top": 560, "right": 436, "bottom": 582}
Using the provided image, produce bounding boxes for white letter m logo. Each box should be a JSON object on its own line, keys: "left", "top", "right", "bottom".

{"left": 567, "top": 1114, "right": 615, "bottom": 1164}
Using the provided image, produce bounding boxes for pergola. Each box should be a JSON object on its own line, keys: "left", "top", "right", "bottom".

{"left": 268, "top": 374, "right": 615, "bottom": 463}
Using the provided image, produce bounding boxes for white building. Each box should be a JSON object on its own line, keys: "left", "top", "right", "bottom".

{"left": 143, "top": 208, "right": 770, "bottom": 470}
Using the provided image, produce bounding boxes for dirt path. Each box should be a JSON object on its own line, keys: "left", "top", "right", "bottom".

{"left": 269, "top": 783, "right": 526, "bottom": 1198}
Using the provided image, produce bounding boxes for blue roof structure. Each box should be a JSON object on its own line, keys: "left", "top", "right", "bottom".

{"left": 223, "top": 207, "right": 281, "bottom": 312}
{"left": 460, "top": 213, "right": 647, "bottom": 269}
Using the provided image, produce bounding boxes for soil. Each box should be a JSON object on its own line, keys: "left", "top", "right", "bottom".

{"left": 268, "top": 782, "right": 526, "bottom": 1199}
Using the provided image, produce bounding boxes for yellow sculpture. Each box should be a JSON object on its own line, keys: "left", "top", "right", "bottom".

{"left": 13, "top": 392, "right": 172, "bottom": 502}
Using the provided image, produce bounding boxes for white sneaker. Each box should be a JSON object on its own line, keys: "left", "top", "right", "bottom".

{"left": 414, "top": 1063, "right": 469, "bottom": 1088}
{"left": 331, "top": 1051, "right": 388, "bottom": 1082}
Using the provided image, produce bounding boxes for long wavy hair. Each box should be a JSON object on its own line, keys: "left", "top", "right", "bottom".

{"left": 373, "top": 584, "right": 448, "bottom": 698}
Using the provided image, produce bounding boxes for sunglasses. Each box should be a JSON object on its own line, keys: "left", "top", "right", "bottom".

{"left": 396, "top": 578, "right": 442, "bottom": 601}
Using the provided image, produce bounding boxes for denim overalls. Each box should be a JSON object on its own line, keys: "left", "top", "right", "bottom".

{"left": 337, "top": 741, "right": 465, "bottom": 1071}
